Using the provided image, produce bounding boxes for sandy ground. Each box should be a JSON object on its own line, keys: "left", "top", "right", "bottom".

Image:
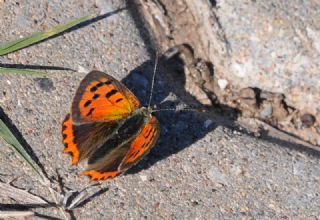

{"left": 0, "top": 0, "right": 319, "bottom": 219}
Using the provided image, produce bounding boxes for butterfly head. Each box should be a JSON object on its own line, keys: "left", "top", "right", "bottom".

{"left": 139, "top": 106, "right": 155, "bottom": 118}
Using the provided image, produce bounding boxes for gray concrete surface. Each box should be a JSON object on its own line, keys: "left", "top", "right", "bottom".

{"left": 212, "top": 0, "right": 320, "bottom": 120}
{"left": 0, "top": 0, "right": 319, "bottom": 219}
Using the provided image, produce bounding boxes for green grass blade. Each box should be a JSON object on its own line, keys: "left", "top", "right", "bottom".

{"left": 0, "top": 118, "right": 40, "bottom": 175}
{"left": 0, "top": 15, "right": 93, "bottom": 56}
{"left": 0, "top": 67, "right": 46, "bottom": 76}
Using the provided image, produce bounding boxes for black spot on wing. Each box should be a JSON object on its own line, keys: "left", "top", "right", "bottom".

{"left": 104, "top": 80, "right": 112, "bottom": 85}
{"left": 86, "top": 108, "right": 95, "bottom": 116}
{"left": 90, "top": 86, "right": 98, "bottom": 92}
{"left": 115, "top": 98, "right": 123, "bottom": 103}
{"left": 92, "top": 94, "right": 100, "bottom": 99}
{"left": 96, "top": 82, "right": 104, "bottom": 87}
{"left": 106, "top": 89, "right": 118, "bottom": 98}
{"left": 84, "top": 100, "right": 92, "bottom": 107}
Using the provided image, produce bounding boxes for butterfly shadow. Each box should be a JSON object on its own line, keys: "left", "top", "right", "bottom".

{"left": 121, "top": 55, "right": 235, "bottom": 175}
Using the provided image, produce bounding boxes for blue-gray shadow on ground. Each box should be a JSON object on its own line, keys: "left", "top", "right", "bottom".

{"left": 121, "top": 55, "right": 234, "bottom": 174}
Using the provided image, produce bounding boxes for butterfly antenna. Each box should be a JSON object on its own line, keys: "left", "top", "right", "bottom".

{"left": 151, "top": 108, "right": 205, "bottom": 113}
{"left": 148, "top": 54, "right": 159, "bottom": 108}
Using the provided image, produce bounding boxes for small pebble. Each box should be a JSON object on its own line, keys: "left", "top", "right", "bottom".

{"left": 203, "top": 119, "right": 213, "bottom": 129}
{"left": 78, "top": 65, "right": 88, "bottom": 73}
{"left": 140, "top": 174, "right": 148, "bottom": 182}
{"left": 300, "top": 113, "right": 315, "bottom": 128}
{"left": 260, "top": 103, "right": 273, "bottom": 118}
{"left": 207, "top": 166, "right": 229, "bottom": 186}
{"left": 239, "top": 88, "right": 256, "bottom": 99}
{"left": 217, "top": 79, "right": 228, "bottom": 90}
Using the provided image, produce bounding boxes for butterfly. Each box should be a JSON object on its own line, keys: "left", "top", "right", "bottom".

{"left": 62, "top": 70, "right": 160, "bottom": 181}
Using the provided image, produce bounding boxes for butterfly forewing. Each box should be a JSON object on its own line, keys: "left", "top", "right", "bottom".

{"left": 71, "top": 71, "right": 140, "bottom": 123}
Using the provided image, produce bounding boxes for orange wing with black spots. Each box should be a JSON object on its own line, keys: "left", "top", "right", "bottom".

{"left": 120, "top": 116, "right": 160, "bottom": 171}
{"left": 71, "top": 71, "right": 140, "bottom": 123}
{"left": 62, "top": 114, "right": 80, "bottom": 164}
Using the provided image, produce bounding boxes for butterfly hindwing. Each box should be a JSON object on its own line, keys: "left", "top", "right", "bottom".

{"left": 72, "top": 71, "right": 140, "bottom": 123}
{"left": 62, "top": 114, "right": 119, "bottom": 164}
{"left": 83, "top": 115, "right": 160, "bottom": 181}
{"left": 82, "top": 112, "right": 146, "bottom": 180}
{"left": 120, "top": 116, "right": 160, "bottom": 170}
{"left": 83, "top": 142, "right": 130, "bottom": 181}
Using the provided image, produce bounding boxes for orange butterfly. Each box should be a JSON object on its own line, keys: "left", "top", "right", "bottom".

{"left": 62, "top": 70, "right": 160, "bottom": 181}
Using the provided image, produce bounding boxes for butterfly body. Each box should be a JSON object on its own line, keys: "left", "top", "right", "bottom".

{"left": 62, "top": 71, "right": 160, "bottom": 181}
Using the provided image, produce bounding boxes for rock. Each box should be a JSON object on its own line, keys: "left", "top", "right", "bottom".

{"left": 203, "top": 119, "right": 213, "bottom": 129}
{"left": 300, "top": 114, "right": 316, "bottom": 128}
{"left": 217, "top": 79, "right": 228, "bottom": 90}
{"left": 239, "top": 88, "right": 256, "bottom": 106}
{"left": 139, "top": 174, "right": 148, "bottom": 182}
{"left": 260, "top": 102, "right": 273, "bottom": 119}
